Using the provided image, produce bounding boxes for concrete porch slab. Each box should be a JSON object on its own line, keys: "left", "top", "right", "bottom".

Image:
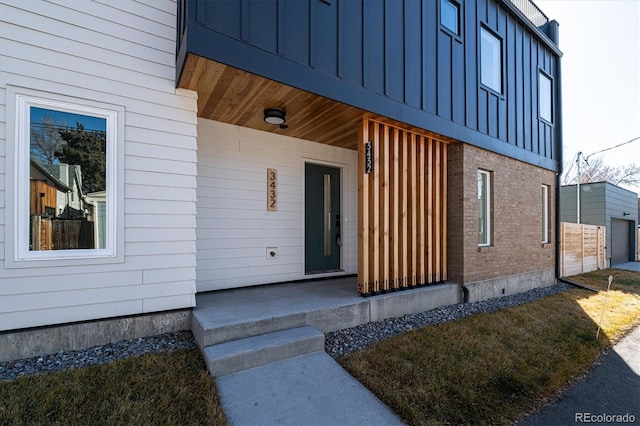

{"left": 192, "top": 277, "right": 370, "bottom": 347}
{"left": 192, "top": 277, "right": 460, "bottom": 348}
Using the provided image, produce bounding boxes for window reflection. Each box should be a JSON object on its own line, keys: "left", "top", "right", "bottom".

{"left": 539, "top": 72, "right": 552, "bottom": 122}
{"left": 480, "top": 27, "right": 502, "bottom": 93}
{"left": 441, "top": 0, "right": 459, "bottom": 35}
{"left": 29, "top": 107, "right": 107, "bottom": 250}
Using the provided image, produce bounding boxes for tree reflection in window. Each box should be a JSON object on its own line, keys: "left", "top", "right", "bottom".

{"left": 29, "top": 107, "right": 107, "bottom": 250}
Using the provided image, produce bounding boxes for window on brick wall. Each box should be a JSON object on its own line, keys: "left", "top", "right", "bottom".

{"left": 478, "top": 170, "right": 491, "bottom": 246}
{"left": 541, "top": 184, "right": 550, "bottom": 243}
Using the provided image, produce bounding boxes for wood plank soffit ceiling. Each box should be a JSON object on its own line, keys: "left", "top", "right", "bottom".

{"left": 178, "top": 54, "right": 456, "bottom": 150}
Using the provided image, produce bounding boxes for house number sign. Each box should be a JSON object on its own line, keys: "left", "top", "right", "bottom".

{"left": 365, "top": 141, "right": 373, "bottom": 174}
{"left": 267, "top": 168, "right": 277, "bottom": 211}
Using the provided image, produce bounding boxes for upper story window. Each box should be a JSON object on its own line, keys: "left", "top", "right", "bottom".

{"left": 539, "top": 72, "right": 553, "bottom": 123}
{"left": 6, "top": 88, "right": 123, "bottom": 266}
{"left": 478, "top": 170, "right": 492, "bottom": 246}
{"left": 480, "top": 27, "right": 502, "bottom": 93}
{"left": 440, "top": 0, "right": 460, "bottom": 35}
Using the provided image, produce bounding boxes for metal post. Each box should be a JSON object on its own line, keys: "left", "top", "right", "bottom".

{"left": 576, "top": 152, "right": 581, "bottom": 224}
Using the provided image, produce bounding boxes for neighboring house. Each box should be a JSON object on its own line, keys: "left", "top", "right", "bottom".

{"left": 29, "top": 159, "right": 73, "bottom": 218}
{"left": 560, "top": 182, "right": 639, "bottom": 266}
{"left": 0, "top": 0, "right": 562, "bottom": 359}
{"left": 41, "top": 163, "right": 85, "bottom": 219}
{"left": 29, "top": 159, "right": 95, "bottom": 251}
{"left": 85, "top": 190, "right": 107, "bottom": 250}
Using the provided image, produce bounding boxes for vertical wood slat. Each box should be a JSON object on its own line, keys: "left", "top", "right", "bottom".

{"left": 410, "top": 133, "right": 417, "bottom": 285}
{"left": 358, "top": 118, "right": 448, "bottom": 294}
{"left": 441, "top": 145, "right": 448, "bottom": 281}
{"left": 357, "top": 122, "right": 369, "bottom": 294}
{"left": 382, "top": 126, "right": 390, "bottom": 291}
{"left": 427, "top": 139, "right": 433, "bottom": 282}
{"left": 392, "top": 128, "right": 400, "bottom": 288}
{"left": 401, "top": 132, "right": 408, "bottom": 287}
{"left": 418, "top": 136, "right": 425, "bottom": 284}
{"left": 434, "top": 141, "right": 441, "bottom": 282}
{"left": 372, "top": 123, "right": 380, "bottom": 292}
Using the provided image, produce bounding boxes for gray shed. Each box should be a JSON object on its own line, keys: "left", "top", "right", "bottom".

{"left": 560, "top": 182, "right": 638, "bottom": 265}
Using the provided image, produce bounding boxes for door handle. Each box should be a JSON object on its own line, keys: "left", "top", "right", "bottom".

{"left": 324, "top": 174, "right": 331, "bottom": 256}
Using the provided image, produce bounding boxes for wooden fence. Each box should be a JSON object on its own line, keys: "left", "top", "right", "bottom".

{"left": 357, "top": 118, "right": 449, "bottom": 294}
{"left": 560, "top": 222, "right": 606, "bottom": 277}
{"left": 31, "top": 215, "right": 95, "bottom": 250}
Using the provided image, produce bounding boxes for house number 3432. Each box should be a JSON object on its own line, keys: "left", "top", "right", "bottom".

{"left": 267, "top": 168, "right": 277, "bottom": 211}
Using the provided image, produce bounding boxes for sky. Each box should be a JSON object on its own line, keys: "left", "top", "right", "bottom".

{"left": 31, "top": 107, "right": 106, "bottom": 132}
{"left": 536, "top": 0, "right": 640, "bottom": 195}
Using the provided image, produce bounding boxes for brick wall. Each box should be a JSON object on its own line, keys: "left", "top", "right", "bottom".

{"left": 447, "top": 143, "right": 556, "bottom": 284}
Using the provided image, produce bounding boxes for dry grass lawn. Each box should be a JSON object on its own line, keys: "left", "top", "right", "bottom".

{"left": 1, "top": 268, "right": 637, "bottom": 425}
{"left": 340, "top": 268, "right": 640, "bottom": 425}
{"left": 0, "top": 348, "right": 228, "bottom": 426}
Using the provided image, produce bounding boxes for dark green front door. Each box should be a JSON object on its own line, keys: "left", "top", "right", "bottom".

{"left": 305, "top": 163, "right": 341, "bottom": 273}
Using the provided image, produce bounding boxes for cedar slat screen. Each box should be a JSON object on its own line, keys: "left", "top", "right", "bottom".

{"left": 358, "top": 119, "right": 448, "bottom": 294}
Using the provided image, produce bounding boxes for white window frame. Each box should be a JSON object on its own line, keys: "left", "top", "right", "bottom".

{"left": 541, "top": 184, "right": 550, "bottom": 243}
{"left": 539, "top": 71, "right": 553, "bottom": 123}
{"left": 478, "top": 170, "right": 491, "bottom": 246}
{"left": 5, "top": 87, "right": 124, "bottom": 267}
{"left": 480, "top": 27, "right": 503, "bottom": 94}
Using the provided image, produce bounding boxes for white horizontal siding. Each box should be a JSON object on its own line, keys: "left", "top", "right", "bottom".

{"left": 0, "top": 1, "right": 198, "bottom": 331}
{"left": 196, "top": 119, "right": 358, "bottom": 292}
{"left": 94, "top": 0, "right": 176, "bottom": 27}
{"left": 0, "top": 300, "right": 142, "bottom": 331}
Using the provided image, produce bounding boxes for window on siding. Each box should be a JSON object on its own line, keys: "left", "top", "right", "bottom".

{"left": 480, "top": 27, "right": 502, "bottom": 93}
{"left": 478, "top": 170, "right": 491, "bottom": 246}
{"left": 541, "top": 184, "right": 550, "bottom": 243}
{"left": 440, "top": 0, "right": 460, "bottom": 35}
{"left": 12, "top": 93, "right": 120, "bottom": 262}
{"left": 539, "top": 72, "right": 553, "bottom": 123}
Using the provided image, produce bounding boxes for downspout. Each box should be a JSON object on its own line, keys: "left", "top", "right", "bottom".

{"left": 550, "top": 23, "right": 597, "bottom": 293}
{"left": 550, "top": 20, "right": 563, "bottom": 286}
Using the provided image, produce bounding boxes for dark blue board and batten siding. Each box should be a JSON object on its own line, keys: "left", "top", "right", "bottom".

{"left": 177, "top": 0, "right": 561, "bottom": 172}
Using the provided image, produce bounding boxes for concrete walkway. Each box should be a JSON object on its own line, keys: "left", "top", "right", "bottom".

{"left": 216, "top": 327, "right": 640, "bottom": 426}
{"left": 613, "top": 262, "right": 640, "bottom": 272}
{"left": 522, "top": 326, "right": 640, "bottom": 426}
{"left": 216, "top": 351, "right": 403, "bottom": 426}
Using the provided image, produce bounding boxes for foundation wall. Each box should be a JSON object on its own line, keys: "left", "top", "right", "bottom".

{"left": 0, "top": 310, "right": 191, "bottom": 363}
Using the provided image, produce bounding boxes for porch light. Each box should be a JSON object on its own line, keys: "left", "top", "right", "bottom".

{"left": 263, "top": 108, "right": 286, "bottom": 125}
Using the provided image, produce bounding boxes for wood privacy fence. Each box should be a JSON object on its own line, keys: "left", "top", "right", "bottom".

{"left": 31, "top": 215, "right": 95, "bottom": 250}
{"left": 559, "top": 222, "right": 606, "bottom": 277}
{"left": 358, "top": 118, "right": 449, "bottom": 294}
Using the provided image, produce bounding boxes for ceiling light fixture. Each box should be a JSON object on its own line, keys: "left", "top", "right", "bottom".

{"left": 263, "top": 108, "right": 286, "bottom": 125}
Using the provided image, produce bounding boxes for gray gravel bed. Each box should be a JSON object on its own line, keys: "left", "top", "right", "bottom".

{"left": 0, "top": 330, "right": 197, "bottom": 383}
{"left": 325, "top": 283, "right": 572, "bottom": 359}
{"left": 1, "top": 284, "right": 571, "bottom": 382}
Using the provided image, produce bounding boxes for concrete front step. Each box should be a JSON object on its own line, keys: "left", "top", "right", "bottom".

{"left": 192, "top": 302, "right": 368, "bottom": 349}
{"left": 203, "top": 326, "right": 325, "bottom": 377}
{"left": 192, "top": 280, "right": 460, "bottom": 349}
